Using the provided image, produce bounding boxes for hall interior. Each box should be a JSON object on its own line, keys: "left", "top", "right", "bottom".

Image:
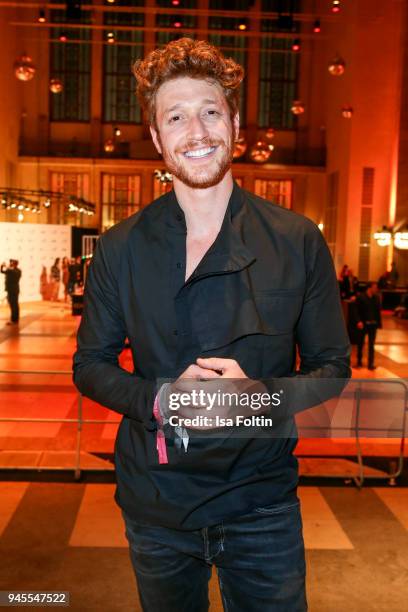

{"left": 1, "top": 301, "right": 408, "bottom": 611}
{"left": 1, "top": 0, "right": 408, "bottom": 610}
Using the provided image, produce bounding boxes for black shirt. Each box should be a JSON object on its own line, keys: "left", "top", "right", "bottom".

{"left": 1, "top": 266, "right": 21, "bottom": 293}
{"left": 356, "top": 292, "right": 382, "bottom": 327}
{"left": 73, "top": 184, "right": 351, "bottom": 529}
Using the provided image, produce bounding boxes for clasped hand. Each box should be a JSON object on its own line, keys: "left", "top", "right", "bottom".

{"left": 163, "top": 357, "right": 268, "bottom": 430}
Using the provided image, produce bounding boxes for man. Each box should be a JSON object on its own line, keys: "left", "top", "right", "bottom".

{"left": 74, "top": 38, "right": 350, "bottom": 611}
{"left": 1, "top": 259, "right": 21, "bottom": 325}
{"left": 356, "top": 282, "right": 382, "bottom": 370}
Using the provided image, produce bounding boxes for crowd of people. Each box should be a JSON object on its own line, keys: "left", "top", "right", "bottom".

{"left": 1, "top": 255, "right": 90, "bottom": 326}
{"left": 40, "top": 256, "right": 85, "bottom": 302}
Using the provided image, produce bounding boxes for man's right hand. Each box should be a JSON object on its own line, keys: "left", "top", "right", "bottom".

{"left": 177, "top": 364, "right": 222, "bottom": 382}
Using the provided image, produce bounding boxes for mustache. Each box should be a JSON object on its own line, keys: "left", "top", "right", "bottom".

{"left": 176, "top": 138, "right": 225, "bottom": 153}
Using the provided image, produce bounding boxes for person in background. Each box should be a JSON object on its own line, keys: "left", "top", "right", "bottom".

{"left": 347, "top": 268, "right": 358, "bottom": 297}
{"left": 68, "top": 256, "right": 83, "bottom": 296}
{"left": 1, "top": 259, "right": 22, "bottom": 325}
{"left": 339, "top": 264, "right": 351, "bottom": 298}
{"left": 389, "top": 261, "right": 399, "bottom": 288}
{"left": 378, "top": 271, "right": 388, "bottom": 290}
{"left": 62, "top": 257, "right": 70, "bottom": 303}
{"left": 50, "top": 257, "right": 61, "bottom": 301}
{"left": 355, "top": 282, "right": 382, "bottom": 370}
{"left": 40, "top": 266, "right": 48, "bottom": 301}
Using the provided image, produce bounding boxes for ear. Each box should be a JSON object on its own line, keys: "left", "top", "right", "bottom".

{"left": 150, "top": 125, "right": 162, "bottom": 155}
{"left": 232, "top": 112, "right": 240, "bottom": 141}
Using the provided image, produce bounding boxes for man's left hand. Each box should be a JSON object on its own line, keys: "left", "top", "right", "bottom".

{"left": 196, "top": 357, "right": 247, "bottom": 378}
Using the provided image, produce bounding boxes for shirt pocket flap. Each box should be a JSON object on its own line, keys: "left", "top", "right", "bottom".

{"left": 198, "top": 290, "right": 303, "bottom": 351}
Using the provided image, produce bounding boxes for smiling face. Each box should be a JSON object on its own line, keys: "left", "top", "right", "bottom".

{"left": 150, "top": 76, "right": 239, "bottom": 189}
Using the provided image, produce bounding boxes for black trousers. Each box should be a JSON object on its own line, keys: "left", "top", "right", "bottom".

{"left": 357, "top": 323, "right": 377, "bottom": 367}
{"left": 7, "top": 290, "right": 19, "bottom": 323}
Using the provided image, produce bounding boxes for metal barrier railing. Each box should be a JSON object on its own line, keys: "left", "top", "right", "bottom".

{"left": 0, "top": 369, "right": 120, "bottom": 479}
{"left": 295, "top": 378, "right": 407, "bottom": 487}
{"left": 0, "top": 370, "right": 407, "bottom": 485}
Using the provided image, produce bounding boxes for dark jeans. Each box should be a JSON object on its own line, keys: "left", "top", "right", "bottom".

{"left": 123, "top": 498, "right": 307, "bottom": 612}
{"left": 357, "top": 323, "right": 377, "bottom": 367}
{"left": 7, "top": 291, "right": 19, "bottom": 323}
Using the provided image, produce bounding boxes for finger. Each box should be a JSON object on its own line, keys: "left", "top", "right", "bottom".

{"left": 181, "top": 364, "right": 207, "bottom": 379}
{"left": 182, "top": 365, "right": 221, "bottom": 379}
{"left": 196, "top": 357, "right": 231, "bottom": 372}
{"left": 196, "top": 368, "right": 221, "bottom": 380}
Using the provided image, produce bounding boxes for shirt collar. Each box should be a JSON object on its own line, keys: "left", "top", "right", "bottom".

{"left": 166, "top": 182, "right": 255, "bottom": 284}
{"left": 165, "top": 180, "right": 245, "bottom": 232}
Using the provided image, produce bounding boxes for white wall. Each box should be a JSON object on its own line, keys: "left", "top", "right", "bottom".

{"left": 0, "top": 222, "right": 71, "bottom": 302}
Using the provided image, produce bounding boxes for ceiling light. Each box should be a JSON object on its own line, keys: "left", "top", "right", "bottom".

{"left": 292, "top": 39, "right": 301, "bottom": 52}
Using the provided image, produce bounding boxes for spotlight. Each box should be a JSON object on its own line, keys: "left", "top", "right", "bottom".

{"left": 291, "top": 100, "right": 305, "bottom": 115}
{"left": 38, "top": 9, "right": 46, "bottom": 23}
{"left": 18, "top": 204, "right": 24, "bottom": 211}
{"left": 44, "top": 198, "right": 51, "bottom": 207}
{"left": 104, "top": 138, "right": 115, "bottom": 153}
{"left": 313, "top": 19, "right": 321, "bottom": 33}
{"left": 18, "top": 212, "right": 24, "bottom": 222}
{"left": 59, "top": 32, "right": 67, "bottom": 42}
{"left": 341, "top": 105, "right": 353, "bottom": 119}
{"left": 114, "top": 126, "right": 121, "bottom": 137}
{"left": 292, "top": 39, "right": 301, "bottom": 52}
{"left": 10, "top": 202, "right": 17, "bottom": 209}
{"left": 237, "top": 21, "right": 247, "bottom": 31}
{"left": 173, "top": 19, "right": 182, "bottom": 28}
{"left": 172, "top": 0, "right": 180, "bottom": 5}
{"left": 107, "top": 32, "right": 115, "bottom": 44}
{"left": 106, "top": 0, "right": 116, "bottom": 3}
{"left": 332, "top": 1, "right": 340, "bottom": 13}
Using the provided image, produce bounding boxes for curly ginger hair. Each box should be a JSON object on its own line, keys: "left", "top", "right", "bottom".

{"left": 133, "top": 38, "right": 244, "bottom": 127}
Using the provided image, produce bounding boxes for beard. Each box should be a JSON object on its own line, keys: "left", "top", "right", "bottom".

{"left": 157, "top": 130, "right": 235, "bottom": 189}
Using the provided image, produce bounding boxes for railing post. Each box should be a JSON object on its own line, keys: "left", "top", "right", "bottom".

{"left": 353, "top": 381, "right": 364, "bottom": 488}
{"left": 74, "top": 392, "right": 83, "bottom": 481}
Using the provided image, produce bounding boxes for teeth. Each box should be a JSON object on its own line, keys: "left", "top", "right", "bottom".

{"left": 184, "top": 147, "right": 215, "bottom": 158}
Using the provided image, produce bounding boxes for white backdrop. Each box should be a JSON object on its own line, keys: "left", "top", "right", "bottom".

{"left": 0, "top": 223, "right": 71, "bottom": 302}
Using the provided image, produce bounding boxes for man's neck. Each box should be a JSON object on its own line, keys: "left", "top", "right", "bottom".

{"left": 173, "top": 172, "right": 234, "bottom": 238}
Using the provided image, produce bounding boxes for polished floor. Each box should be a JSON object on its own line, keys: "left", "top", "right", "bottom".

{"left": 1, "top": 482, "right": 408, "bottom": 611}
{"left": 0, "top": 301, "right": 408, "bottom": 611}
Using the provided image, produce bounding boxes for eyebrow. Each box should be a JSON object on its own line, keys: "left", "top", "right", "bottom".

{"left": 164, "top": 99, "right": 219, "bottom": 115}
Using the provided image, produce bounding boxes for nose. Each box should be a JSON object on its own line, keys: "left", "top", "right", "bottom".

{"left": 186, "top": 114, "right": 208, "bottom": 142}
